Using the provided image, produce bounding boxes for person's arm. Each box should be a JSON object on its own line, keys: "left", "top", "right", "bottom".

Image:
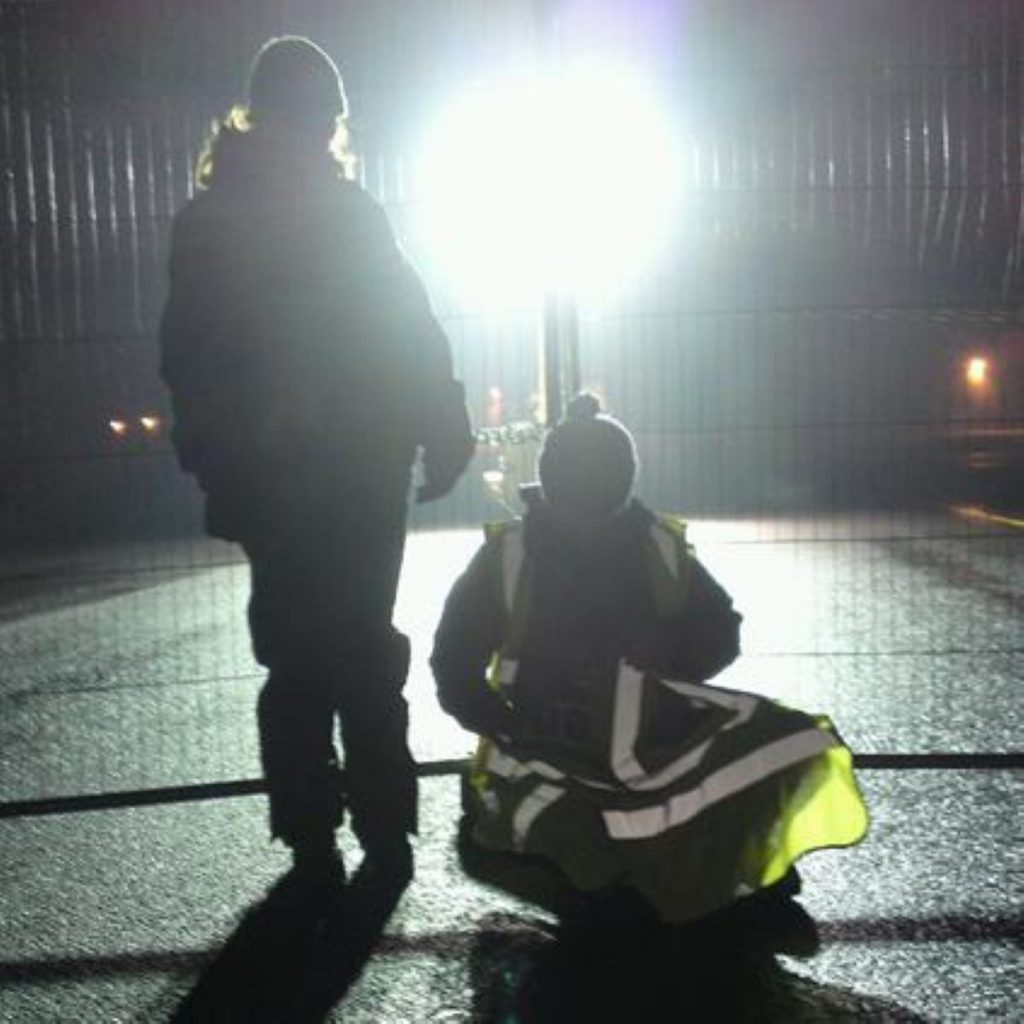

{"left": 431, "top": 540, "right": 518, "bottom": 741}
{"left": 354, "top": 191, "right": 476, "bottom": 501}
{"left": 392, "top": 257, "right": 474, "bottom": 502}
{"left": 641, "top": 558, "right": 742, "bottom": 682}
{"left": 157, "top": 205, "right": 224, "bottom": 479}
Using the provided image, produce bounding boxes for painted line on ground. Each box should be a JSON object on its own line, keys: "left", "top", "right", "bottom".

{"left": 949, "top": 504, "right": 1024, "bottom": 530}
{"left": 2, "top": 754, "right": 1022, "bottom": 819}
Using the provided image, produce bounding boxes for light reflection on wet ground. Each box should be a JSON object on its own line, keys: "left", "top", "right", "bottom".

{"left": 0, "top": 511, "right": 1020, "bottom": 801}
{"left": 0, "top": 510, "right": 1020, "bottom": 1020}
{"left": 0, "top": 769, "right": 1019, "bottom": 1022}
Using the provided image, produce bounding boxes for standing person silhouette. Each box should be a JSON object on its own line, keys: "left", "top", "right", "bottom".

{"left": 160, "top": 36, "right": 474, "bottom": 896}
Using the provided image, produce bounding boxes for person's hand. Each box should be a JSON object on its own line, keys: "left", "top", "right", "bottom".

{"left": 416, "top": 430, "right": 475, "bottom": 503}
{"left": 416, "top": 463, "right": 464, "bottom": 503}
{"left": 416, "top": 381, "right": 475, "bottom": 503}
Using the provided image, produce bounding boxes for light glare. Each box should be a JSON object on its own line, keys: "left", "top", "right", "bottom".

{"left": 965, "top": 356, "right": 989, "bottom": 387}
{"left": 415, "top": 61, "right": 683, "bottom": 302}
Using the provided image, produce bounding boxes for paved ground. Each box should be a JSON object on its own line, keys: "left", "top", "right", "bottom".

{"left": 2, "top": 511, "right": 1020, "bottom": 801}
{"left": 0, "top": 510, "right": 1021, "bottom": 1020}
{"left": 1, "top": 768, "right": 1021, "bottom": 1022}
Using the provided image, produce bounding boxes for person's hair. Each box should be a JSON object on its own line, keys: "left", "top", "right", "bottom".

{"left": 194, "top": 104, "right": 356, "bottom": 190}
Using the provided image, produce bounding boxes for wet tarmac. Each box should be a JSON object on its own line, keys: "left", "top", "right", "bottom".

{"left": 1, "top": 768, "right": 1020, "bottom": 1021}
{"left": 0, "top": 512, "right": 1021, "bottom": 1020}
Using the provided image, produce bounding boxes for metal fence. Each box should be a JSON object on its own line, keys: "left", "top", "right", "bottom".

{"left": 1, "top": 0, "right": 1021, "bottom": 811}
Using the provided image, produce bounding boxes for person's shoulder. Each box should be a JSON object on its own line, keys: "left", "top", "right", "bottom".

{"left": 321, "top": 177, "right": 398, "bottom": 249}
{"left": 333, "top": 176, "right": 379, "bottom": 207}
{"left": 626, "top": 499, "right": 681, "bottom": 535}
{"left": 170, "top": 193, "right": 202, "bottom": 226}
{"left": 170, "top": 189, "right": 227, "bottom": 237}
{"left": 616, "top": 499, "right": 672, "bottom": 536}
{"left": 631, "top": 503, "right": 692, "bottom": 568}
{"left": 652, "top": 511, "right": 687, "bottom": 538}
{"left": 326, "top": 177, "right": 385, "bottom": 219}
{"left": 166, "top": 193, "right": 225, "bottom": 264}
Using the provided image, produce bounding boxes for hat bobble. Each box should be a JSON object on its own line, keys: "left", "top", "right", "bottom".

{"left": 564, "top": 391, "right": 602, "bottom": 423}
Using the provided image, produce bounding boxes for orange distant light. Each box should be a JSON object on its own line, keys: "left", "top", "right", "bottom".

{"left": 108, "top": 419, "right": 128, "bottom": 436}
{"left": 139, "top": 415, "right": 161, "bottom": 433}
{"left": 965, "top": 356, "right": 989, "bottom": 386}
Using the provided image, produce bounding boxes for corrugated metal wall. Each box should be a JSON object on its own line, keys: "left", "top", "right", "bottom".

{"left": 2, "top": 0, "right": 1020, "bottom": 534}
{"left": 0, "top": 1, "right": 1020, "bottom": 803}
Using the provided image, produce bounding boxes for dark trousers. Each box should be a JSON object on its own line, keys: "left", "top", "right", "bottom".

{"left": 242, "top": 499, "right": 417, "bottom": 854}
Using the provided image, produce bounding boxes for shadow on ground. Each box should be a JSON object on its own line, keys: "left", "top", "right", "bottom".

{"left": 170, "top": 869, "right": 405, "bottom": 1023}
{"left": 467, "top": 912, "right": 930, "bottom": 1023}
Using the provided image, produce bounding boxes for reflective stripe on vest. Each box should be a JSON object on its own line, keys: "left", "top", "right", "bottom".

{"left": 477, "top": 515, "right": 838, "bottom": 854}
{"left": 485, "top": 743, "right": 566, "bottom": 784}
{"left": 650, "top": 521, "right": 678, "bottom": 578}
{"left": 483, "top": 701, "right": 840, "bottom": 852}
{"left": 610, "top": 662, "right": 759, "bottom": 791}
{"left": 485, "top": 518, "right": 690, "bottom": 692}
{"left": 602, "top": 727, "right": 838, "bottom": 840}
{"left": 502, "top": 525, "right": 525, "bottom": 616}
{"left": 484, "top": 521, "right": 530, "bottom": 692}
{"left": 481, "top": 745, "right": 569, "bottom": 851}
{"left": 485, "top": 732, "right": 617, "bottom": 791}
{"left": 488, "top": 514, "right": 691, "bottom": 630}
{"left": 477, "top": 515, "right": 696, "bottom": 849}
{"left": 512, "top": 782, "right": 566, "bottom": 851}
{"left": 647, "top": 517, "right": 692, "bottom": 617}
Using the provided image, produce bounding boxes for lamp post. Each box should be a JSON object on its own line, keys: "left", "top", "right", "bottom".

{"left": 541, "top": 288, "right": 581, "bottom": 427}
{"left": 415, "top": 12, "right": 680, "bottom": 431}
{"left": 534, "top": 0, "right": 582, "bottom": 427}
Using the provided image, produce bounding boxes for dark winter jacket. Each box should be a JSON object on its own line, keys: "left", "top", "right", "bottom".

{"left": 159, "top": 140, "right": 473, "bottom": 539}
{"left": 431, "top": 498, "right": 741, "bottom": 744}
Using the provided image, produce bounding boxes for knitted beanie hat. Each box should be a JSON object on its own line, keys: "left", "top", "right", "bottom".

{"left": 247, "top": 36, "right": 347, "bottom": 123}
{"left": 538, "top": 392, "right": 638, "bottom": 514}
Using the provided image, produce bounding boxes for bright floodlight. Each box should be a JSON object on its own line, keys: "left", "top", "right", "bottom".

{"left": 415, "top": 61, "right": 683, "bottom": 303}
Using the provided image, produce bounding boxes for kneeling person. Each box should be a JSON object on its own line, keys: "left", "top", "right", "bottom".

{"left": 431, "top": 393, "right": 868, "bottom": 926}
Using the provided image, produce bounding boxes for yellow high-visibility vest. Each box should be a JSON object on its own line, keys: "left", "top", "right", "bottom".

{"left": 465, "top": 515, "right": 869, "bottom": 923}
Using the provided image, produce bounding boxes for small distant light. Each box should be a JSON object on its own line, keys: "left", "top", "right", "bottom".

{"left": 482, "top": 469, "right": 505, "bottom": 487}
{"left": 485, "top": 386, "right": 505, "bottom": 427}
{"left": 108, "top": 419, "right": 128, "bottom": 436}
{"left": 139, "top": 415, "right": 161, "bottom": 433}
{"left": 965, "top": 357, "right": 989, "bottom": 386}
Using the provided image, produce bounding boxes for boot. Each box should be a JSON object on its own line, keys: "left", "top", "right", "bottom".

{"left": 357, "top": 836, "right": 414, "bottom": 890}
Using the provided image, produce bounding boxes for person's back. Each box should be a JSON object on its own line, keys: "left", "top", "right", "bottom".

{"left": 161, "top": 109, "right": 466, "bottom": 539}
{"left": 473, "top": 494, "right": 742, "bottom": 778}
